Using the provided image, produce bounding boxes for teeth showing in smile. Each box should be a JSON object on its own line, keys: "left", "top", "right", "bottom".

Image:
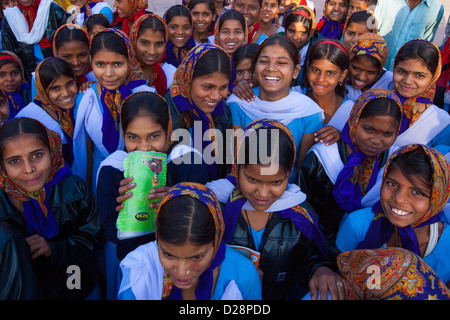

{"left": 392, "top": 207, "right": 411, "bottom": 216}
{"left": 205, "top": 101, "right": 216, "bottom": 106}
{"left": 264, "top": 76, "right": 280, "bottom": 81}
{"left": 227, "top": 42, "right": 237, "bottom": 46}
{"left": 175, "top": 37, "right": 185, "bottom": 40}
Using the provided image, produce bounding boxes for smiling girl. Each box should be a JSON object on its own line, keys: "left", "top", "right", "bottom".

{"left": 231, "top": 0, "right": 262, "bottom": 43}
{"left": 252, "top": 0, "right": 282, "bottom": 44}
{"left": 337, "top": 144, "right": 450, "bottom": 288}
{"left": 341, "top": 10, "right": 377, "bottom": 52}
{"left": 187, "top": 0, "right": 216, "bottom": 45}
{"left": 111, "top": 0, "right": 147, "bottom": 35}
{"left": 316, "top": 0, "right": 348, "bottom": 40}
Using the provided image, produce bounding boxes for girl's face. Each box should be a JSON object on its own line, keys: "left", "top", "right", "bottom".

{"left": 261, "top": 0, "right": 279, "bottom": 24}
{"left": 0, "top": 62, "right": 23, "bottom": 93}
{"left": 46, "top": 74, "right": 78, "bottom": 110}
{"left": 190, "top": 71, "right": 229, "bottom": 114}
{"left": 1, "top": 0, "right": 17, "bottom": 8}
{"left": 254, "top": 44, "right": 300, "bottom": 101}
{"left": 92, "top": 49, "right": 129, "bottom": 91}
{"left": 326, "top": 0, "right": 348, "bottom": 22}
{"left": 348, "top": 0, "right": 369, "bottom": 17}
{"left": 0, "top": 96, "right": 9, "bottom": 124}
{"left": 393, "top": 58, "right": 434, "bottom": 98}
{"left": 191, "top": 3, "right": 215, "bottom": 34}
{"left": 167, "top": 16, "right": 193, "bottom": 48}
{"left": 381, "top": 167, "right": 431, "bottom": 228}
{"left": 343, "top": 21, "right": 371, "bottom": 52}
{"left": 279, "top": 0, "right": 292, "bottom": 14}
{"left": 113, "top": 0, "right": 130, "bottom": 19}
{"left": 136, "top": 29, "right": 166, "bottom": 66}
{"left": 122, "top": 113, "right": 167, "bottom": 153}
{"left": 158, "top": 240, "right": 214, "bottom": 290}
{"left": 233, "top": 0, "right": 261, "bottom": 27}
{"left": 57, "top": 40, "right": 90, "bottom": 78}
{"left": 349, "top": 55, "right": 380, "bottom": 90}
{"left": 89, "top": 24, "right": 107, "bottom": 42}
{"left": 2, "top": 133, "right": 52, "bottom": 193}
{"left": 67, "top": 0, "right": 87, "bottom": 8}
{"left": 217, "top": 19, "right": 245, "bottom": 55}
{"left": 307, "top": 57, "right": 348, "bottom": 97}
{"left": 285, "top": 21, "right": 309, "bottom": 49}
{"left": 353, "top": 114, "right": 398, "bottom": 157}
{"left": 239, "top": 163, "right": 290, "bottom": 212}
{"left": 235, "top": 57, "right": 253, "bottom": 84}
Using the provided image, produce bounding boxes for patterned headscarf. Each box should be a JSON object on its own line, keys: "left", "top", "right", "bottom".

{"left": 76, "top": 0, "right": 103, "bottom": 17}
{"left": 356, "top": 144, "right": 450, "bottom": 257}
{"left": 0, "top": 120, "right": 71, "bottom": 238}
{"left": 34, "top": 57, "right": 76, "bottom": 165}
{"left": 222, "top": 119, "right": 328, "bottom": 257}
{"left": 111, "top": 0, "right": 148, "bottom": 35}
{"left": 316, "top": 0, "right": 347, "bottom": 39}
{"left": 337, "top": 247, "right": 450, "bottom": 300}
{"left": 0, "top": 50, "right": 29, "bottom": 117}
{"left": 333, "top": 89, "right": 403, "bottom": 214}
{"left": 130, "top": 14, "right": 169, "bottom": 96}
{"left": 285, "top": 5, "right": 316, "bottom": 42}
{"left": 393, "top": 39, "right": 442, "bottom": 132}
{"left": 231, "top": 0, "right": 261, "bottom": 43}
{"left": 156, "top": 182, "right": 225, "bottom": 300}
{"left": 349, "top": 33, "right": 387, "bottom": 75}
{"left": 91, "top": 28, "right": 145, "bottom": 154}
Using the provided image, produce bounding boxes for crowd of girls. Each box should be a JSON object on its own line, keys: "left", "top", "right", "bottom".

{"left": 0, "top": 0, "right": 450, "bottom": 302}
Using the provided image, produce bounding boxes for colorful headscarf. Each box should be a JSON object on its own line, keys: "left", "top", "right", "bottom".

{"left": 156, "top": 182, "right": 225, "bottom": 300}
{"left": 111, "top": 0, "right": 148, "bottom": 35}
{"left": 0, "top": 50, "right": 29, "bottom": 118}
{"left": 394, "top": 39, "right": 442, "bottom": 133}
{"left": 222, "top": 119, "right": 328, "bottom": 257}
{"left": 34, "top": 57, "right": 76, "bottom": 165}
{"left": 92, "top": 28, "right": 145, "bottom": 154}
{"left": 76, "top": 0, "right": 103, "bottom": 17}
{"left": 333, "top": 89, "right": 403, "bottom": 214}
{"left": 231, "top": 0, "right": 261, "bottom": 43}
{"left": 337, "top": 247, "right": 450, "bottom": 300}
{"left": 356, "top": 144, "right": 450, "bottom": 257}
{"left": 284, "top": 5, "right": 317, "bottom": 42}
{"left": 0, "top": 121, "right": 71, "bottom": 238}
{"left": 169, "top": 43, "right": 229, "bottom": 179}
{"left": 130, "top": 14, "right": 169, "bottom": 96}
{"left": 316, "top": 0, "right": 347, "bottom": 40}
{"left": 349, "top": 33, "right": 387, "bottom": 75}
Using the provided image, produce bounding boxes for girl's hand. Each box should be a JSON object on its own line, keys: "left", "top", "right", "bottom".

{"left": 314, "top": 126, "right": 341, "bottom": 146}
{"left": 309, "top": 266, "right": 347, "bottom": 300}
{"left": 78, "top": 81, "right": 95, "bottom": 93}
{"left": 26, "top": 234, "right": 52, "bottom": 259}
{"left": 148, "top": 186, "right": 170, "bottom": 209}
{"left": 115, "top": 177, "right": 136, "bottom": 212}
{"left": 232, "top": 80, "right": 256, "bottom": 102}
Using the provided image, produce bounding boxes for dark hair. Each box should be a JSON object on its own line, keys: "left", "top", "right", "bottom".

{"left": 234, "top": 0, "right": 262, "bottom": 7}
{"left": 360, "top": 97, "right": 402, "bottom": 126}
{"left": 284, "top": 6, "right": 314, "bottom": 33}
{"left": 38, "top": 57, "right": 76, "bottom": 91}
{"left": 91, "top": 30, "right": 128, "bottom": 59}
{"left": 385, "top": 148, "right": 433, "bottom": 192}
{"left": 83, "top": 14, "right": 110, "bottom": 34}
{"left": 187, "top": 0, "right": 216, "bottom": 15}
{"left": 164, "top": 4, "right": 192, "bottom": 25}
{"left": 217, "top": 9, "right": 246, "bottom": 35}
{"left": 121, "top": 92, "right": 170, "bottom": 133}
{"left": 234, "top": 43, "right": 259, "bottom": 68}
{"left": 394, "top": 40, "right": 440, "bottom": 75}
{"left": 137, "top": 15, "right": 167, "bottom": 40}
{"left": 0, "top": 55, "right": 21, "bottom": 71}
{"left": 156, "top": 195, "right": 215, "bottom": 246}
{"left": 238, "top": 126, "right": 295, "bottom": 174}
{"left": 0, "top": 117, "right": 49, "bottom": 163}
{"left": 54, "top": 25, "right": 90, "bottom": 53}
{"left": 302, "top": 38, "right": 349, "bottom": 97}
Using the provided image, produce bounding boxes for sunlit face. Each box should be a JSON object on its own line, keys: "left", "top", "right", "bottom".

{"left": 238, "top": 163, "right": 290, "bottom": 212}
{"left": 190, "top": 71, "right": 229, "bottom": 114}
{"left": 343, "top": 21, "right": 371, "bottom": 52}
{"left": 217, "top": 19, "right": 245, "bottom": 55}
{"left": 92, "top": 49, "right": 129, "bottom": 91}
{"left": 393, "top": 58, "right": 434, "bottom": 99}
{"left": 279, "top": 0, "right": 292, "bottom": 14}
{"left": 307, "top": 57, "right": 348, "bottom": 97}
{"left": 326, "top": 0, "right": 348, "bottom": 22}
{"left": 0, "top": 96, "right": 9, "bottom": 124}
{"left": 235, "top": 57, "right": 253, "bottom": 84}
{"left": 347, "top": 0, "right": 369, "bottom": 17}
{"left": 353, "top": 115, "right": 398, "bottom": 157}
{"left": 233, "top": 0, "right": 261, "bottom": 27}
{"left": 191, "top": 3, "right": 215, "bottom": 34}
{"left": 285, "top": 21, "right": 309, "bottom": 49}
{"left": 261, "top": 0, "right": 279, "bottom": 24}
{"left": 122, "top": 113, "right": 167, "bottom": 153}
{"left": 113, "top": 0, "right": 129, "bottom": 19}
{"left": 1, "top": 0, "right": 17, "bottom": 8}
{"left": 254, "top": 44, "right": 300, "bottom": 101}
{"left": 67, "top": 0, "right": 87, "bottom": 8}
{"left": 0, "top": 62, "right": 23, "bottom": 94}
{"left": 167, "top": 16, "right": 193, "bottom": 48}
{"left": 381, "top": 167, "right": 431, "bottom": 228}
{"left": 135, "top": 29, "right": 166, "bottom": 66}
{"left": 46, "top": 74, "right": 77, "bottom": 111}
{"left": 56, "top": 40, "right": 90, "bottom": 78}
{"left": 349, "top": 55, "right": 380, "bottom": 90}
{"left": 158, "top": 240, "right": 214, "bottom": 290}
{"left": 2, "top": 134, "right": 52, "bottom": 193}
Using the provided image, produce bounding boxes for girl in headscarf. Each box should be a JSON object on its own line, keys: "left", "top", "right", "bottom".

{"left": 316, "top": 0, "right": 348, "bottom": 40}
{"left": 0, "top": 117, "right": 103, "bottom": 299}
{"left": 16, "top": 57, "right": 78, "bottom": 166}
{"left": 66, "top": 0, "right": 113, "bottom": 26}
{"left": 118, "top": 182, "right": 262, "bottom": 300}
{"left": 251, "top": 0, "right": 282, "bottom": 45}
{"left": 111, "top": 0, "right": 147, "bottom": 36}
{"left": 72, "top": 28, "right": 152, "bottom": 190}
{"left": 165, "top": 43, "right": 232, "bottom": 181}
{"left": 231, "top": 0, "right": 262, "bottom": 43}
{"left": 346, "top": 33, "right": 393, "bottom": 102}
{"left": 392, "top": 39, "right": 450, "bottom": 150}
{"left": 207, "top": 119, "right": 332, "bottom": 300}
{"left": 129, "top": 14, "right": 177, "bottom": 96}
{"left": 187, "top": 0, "right": 216, "bottom": 45}
{"left": 337, "top": 144, "right": 450, "bottom": 287}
